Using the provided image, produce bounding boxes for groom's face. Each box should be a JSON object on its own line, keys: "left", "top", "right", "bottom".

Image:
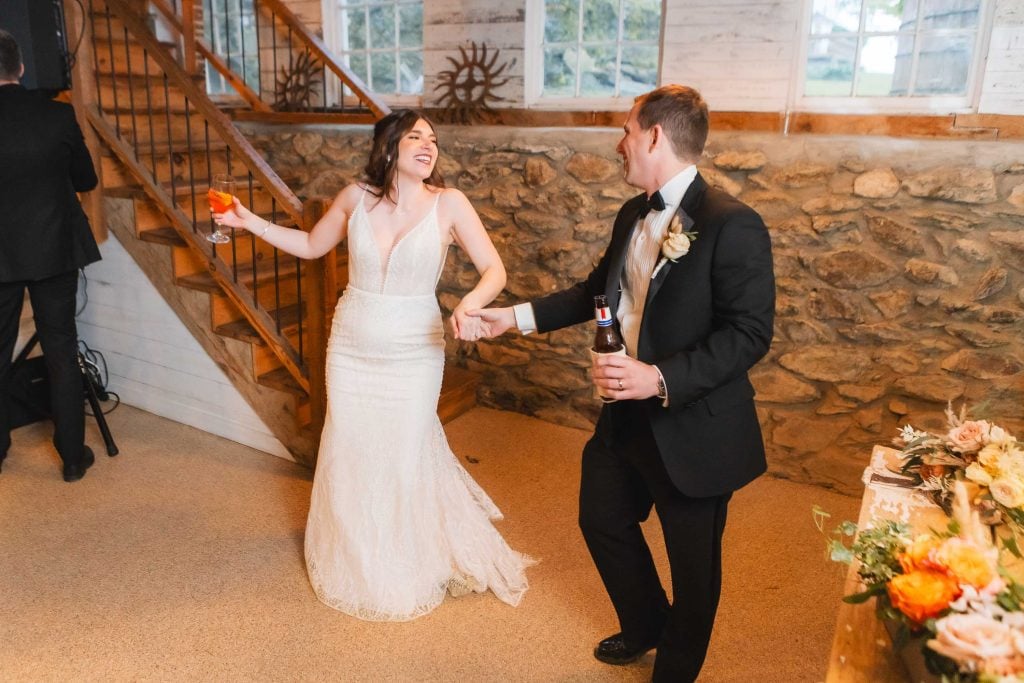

{"left": 616, "top": 104, "right": 654, "bottom": 192}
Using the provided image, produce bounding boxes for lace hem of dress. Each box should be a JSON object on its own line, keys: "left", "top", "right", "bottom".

{"left": 305, "top": 552, "right": 516, "bottom": 622}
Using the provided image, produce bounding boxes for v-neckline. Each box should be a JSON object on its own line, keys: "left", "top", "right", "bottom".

{"left": 362, "top": 192, "right": 438, "bottom": 269}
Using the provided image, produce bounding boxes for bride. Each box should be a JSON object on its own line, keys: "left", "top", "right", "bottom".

{"left": 214, "top": 109, "right": 532, "bottom": 620}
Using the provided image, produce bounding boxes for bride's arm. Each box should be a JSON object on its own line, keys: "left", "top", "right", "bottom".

{"left": 445, "top": 189, "right": 506, "bottom": 340}
{"left": 215, "top": 184, "right": 360, "bottom": 259}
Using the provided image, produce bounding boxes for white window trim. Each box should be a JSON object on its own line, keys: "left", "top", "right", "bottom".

{"left": 792, "top": 0, "right": 995, "bottom": 114}
{"left": 523, "top": 0, "right": 663, "bottom": 110}
{"left": 321, "top": 0, "right": 424, "bottom": 107}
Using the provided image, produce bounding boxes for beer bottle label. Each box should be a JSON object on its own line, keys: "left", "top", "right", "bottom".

{"left": 596, "top": 306, "right": 613, "bottom": 327}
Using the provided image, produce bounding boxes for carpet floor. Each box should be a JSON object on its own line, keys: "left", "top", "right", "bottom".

{"left": 0, "top": 404, "right": 859, "bottom": 682}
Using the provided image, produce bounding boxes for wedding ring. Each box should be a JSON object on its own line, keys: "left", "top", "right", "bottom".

{"left": 617, "top": 379, "right": 624, "bottom": 391}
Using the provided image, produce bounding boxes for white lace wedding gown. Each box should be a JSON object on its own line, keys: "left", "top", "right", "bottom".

{"left": 304, "top": 189, "right": 532, "bottom": 621}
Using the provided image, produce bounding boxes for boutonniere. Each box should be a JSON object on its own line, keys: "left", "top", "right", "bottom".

{"left": 651, "top": 214, "right": 698, "bottom": 279}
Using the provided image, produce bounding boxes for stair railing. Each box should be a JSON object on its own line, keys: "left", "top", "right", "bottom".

{"left": 84, "top": 0, "right": 332, "bottom": 428}
{"left": 152, "top": 0, "right": 389, "bottom": 119}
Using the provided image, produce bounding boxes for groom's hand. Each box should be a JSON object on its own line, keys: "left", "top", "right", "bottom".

{"left": 465, "top": 307, "right": 516, "bottom": 338}
{"left": 592, "top": 354, "right": 660, "bottom": 401}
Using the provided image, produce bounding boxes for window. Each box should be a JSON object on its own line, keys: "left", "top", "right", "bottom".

{"left": 204, "top": 0, "right": 260, "bottom": 97}
{"left": 329, "top": 0, "right": 423, "bottom": 97}
{"left": 802, "top": 0, "right": 987, "bottom": 109}
{"left": 527, "top": 0, "right": 661, "bottom": 105}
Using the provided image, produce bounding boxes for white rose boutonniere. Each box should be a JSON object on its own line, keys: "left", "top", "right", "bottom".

{"left": 651, "top": 214, "right": 697, "bottom": 279}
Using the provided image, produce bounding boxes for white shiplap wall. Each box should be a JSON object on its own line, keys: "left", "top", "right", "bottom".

{"left": 979, "top": 0, "right": 1024, "bottom": 114}
{"left": 76, "top": 233, "right": 292, "bottom": 460}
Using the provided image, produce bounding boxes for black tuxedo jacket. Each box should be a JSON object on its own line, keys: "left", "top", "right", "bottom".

{"left": 0, "top": 84, "right": 100, "bottom": 282}
{"left": 532, "top": 173, "right": 775, "bottom": 497}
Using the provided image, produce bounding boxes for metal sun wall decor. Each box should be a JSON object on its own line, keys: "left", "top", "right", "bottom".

{"left": 274, "top": 51, "right": 322, "bottom": 112}
{"left": 433, "top": 42, "right": 513, "bottom": 125}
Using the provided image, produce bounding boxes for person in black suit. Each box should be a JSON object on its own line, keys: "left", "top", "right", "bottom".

{"left": 472, "top": 85, "right": 775, "bottom": 681}
{"left": 0, "top": 29, "right": 101, "bottom": 482}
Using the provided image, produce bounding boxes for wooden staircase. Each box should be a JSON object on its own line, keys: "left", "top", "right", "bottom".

{"left": 76, "top": 0, "right": 479, "bottom": 464}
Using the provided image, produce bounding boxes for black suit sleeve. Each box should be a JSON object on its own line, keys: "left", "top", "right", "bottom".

{"left": 64, "top": 107, "right": 98, "bottom": 193}
{"left": 659, "top": 204, "right": 774, "bottom": 410}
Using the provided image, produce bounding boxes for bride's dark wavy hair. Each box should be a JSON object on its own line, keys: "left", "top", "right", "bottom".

{"left": 364, "top": 109, "right": 445, "bottom": 204}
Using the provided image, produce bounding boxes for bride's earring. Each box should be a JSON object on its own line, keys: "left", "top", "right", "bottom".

{"left": 386, "top": 154, "right": 392, "bottom": 163}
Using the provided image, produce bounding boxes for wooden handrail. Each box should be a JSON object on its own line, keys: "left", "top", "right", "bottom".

{"left": 259, "top": 0, "right": 390, "bottom": 119}
{"left": 148, "top": 0, "right": 271, "bottom": 112}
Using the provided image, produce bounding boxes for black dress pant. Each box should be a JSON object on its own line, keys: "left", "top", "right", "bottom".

{"left": 0, "top": 271, "right": 85, "bottom": 465}
{"left": 579, "top": 400, "right": 731, "bottom": 683}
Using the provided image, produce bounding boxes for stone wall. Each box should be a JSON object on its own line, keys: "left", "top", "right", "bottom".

{"left": 241, "top": 123, "right": 1024, "bottom": 494}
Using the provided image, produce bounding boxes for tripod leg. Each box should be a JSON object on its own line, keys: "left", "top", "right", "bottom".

{"left": 83, "top": 370, "right": 118, "bottom": 457}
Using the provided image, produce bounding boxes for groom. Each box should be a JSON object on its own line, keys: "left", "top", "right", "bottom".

{"left": 472, "top": 85, "right": 774, "bottom": 681}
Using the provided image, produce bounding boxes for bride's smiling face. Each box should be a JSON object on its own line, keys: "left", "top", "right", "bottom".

{"left": 395, "top": 119, "right": 438, "bottom": 180}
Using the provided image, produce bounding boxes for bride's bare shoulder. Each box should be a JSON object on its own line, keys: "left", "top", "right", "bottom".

{"left": 334, "top": 183, "right": 376, "bottom": 211}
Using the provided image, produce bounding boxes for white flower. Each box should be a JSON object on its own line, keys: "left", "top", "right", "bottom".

{"left": 990, "top": 478, "right": 1024, "bottom": 508}
{"left": 966, "top": 462, "right": 994, "bottom": 486}
{"left": 989, "top": 425, "right": 1017, "bottom": 448}
{"left": 651, "top": 214, "right": 697, "bottom": 280}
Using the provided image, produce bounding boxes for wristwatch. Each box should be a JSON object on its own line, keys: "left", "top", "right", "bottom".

{"left": 655, "top": 369, "right": 668, "bottom": 401}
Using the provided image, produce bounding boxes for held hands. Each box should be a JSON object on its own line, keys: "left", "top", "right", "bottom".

{"left": 212, "top": 197, "right": 262, "bottom": 233}
{"left": 592, "top": 353, "right": 660, "bottom": 401}
{"left": 463, "top": 307, "right": 516, "bottom": 339}
{"left": 450, "top": 306, "right": 492, "bottom": 342}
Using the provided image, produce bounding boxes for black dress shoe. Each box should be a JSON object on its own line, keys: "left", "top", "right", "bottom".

{"left": 594, "top": 632, "right": 658, "bottom": 665}
{"left": 62, "top": 446, "right": 95, "bottom": 483}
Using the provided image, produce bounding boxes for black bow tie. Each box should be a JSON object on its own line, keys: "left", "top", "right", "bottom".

{"left": 638, "top": 191, "right": 666, "bottom": 218}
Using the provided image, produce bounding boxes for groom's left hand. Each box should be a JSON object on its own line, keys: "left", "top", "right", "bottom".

{"left": 592, "top": 354, "right": 660, "bottom": 401}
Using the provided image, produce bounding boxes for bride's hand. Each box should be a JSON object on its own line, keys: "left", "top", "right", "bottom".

{"left": 212, "top": 197, "right": 262, "bottom": 233}
{"left": 451, "top": 307, "right": 490, "bottom": 342}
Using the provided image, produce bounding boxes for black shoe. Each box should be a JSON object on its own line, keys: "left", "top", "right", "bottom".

{"left": 62, "top": 446, "right": 95, "bottom": 483}
{"left": 593, "top": 632, "right": 658, "bottom": 665}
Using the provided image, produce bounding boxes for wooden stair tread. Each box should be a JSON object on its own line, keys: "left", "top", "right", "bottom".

{"left": 138, "top": 225, "right": 185, "bottom": 246}
{"left": 216, "top": 303, "right": 303, "bottom": 343}
{"left": 256, "top": 366, "right": 304, "bottom": 395}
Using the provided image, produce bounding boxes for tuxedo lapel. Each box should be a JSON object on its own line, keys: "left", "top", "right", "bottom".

{"left": 645, "top": 206, "right": 696, "bottom": 309}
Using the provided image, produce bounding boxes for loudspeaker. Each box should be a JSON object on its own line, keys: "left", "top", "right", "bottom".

{"left": 6, "top": 355, "right": 50, "bottom": 428}
{"left": 0, "top": 0, "right": 72, "bottom": 92}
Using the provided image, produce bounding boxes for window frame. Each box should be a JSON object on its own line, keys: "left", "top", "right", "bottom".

{"left": 321, "top": 0, "right": 424, "bottom": 107}
{"left": 794, "top": 0, "right": 995, "bottom": 114}
{"left": 524, "top": 0, "right": 664, "bottom": 110}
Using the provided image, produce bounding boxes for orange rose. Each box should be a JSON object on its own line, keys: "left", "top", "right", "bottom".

{"left": 888, "top": 570, "right": 961, "bottom": 623}
{"left": 899, "top": 535, "right": 943, "bottom": 573}
{"left": 934, "top": 538, "right": 997, "bottom": 589}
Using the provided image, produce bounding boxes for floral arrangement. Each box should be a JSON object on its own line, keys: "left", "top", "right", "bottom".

{"left": 651, "top": 213, "right": 697, "bottom": 279}
{"left": 817, "top": 483, "right": 1024, "bottom": 681}
{"left": 895, "top": 404, "right": 1024, "bottom": 555}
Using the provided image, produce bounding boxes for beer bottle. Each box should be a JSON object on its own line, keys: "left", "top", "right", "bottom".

{"left": 593, "top": 295, "right": 624, "bottom": 353}
{"left": 592, "top": 295, "right": 625, "bottom": 402}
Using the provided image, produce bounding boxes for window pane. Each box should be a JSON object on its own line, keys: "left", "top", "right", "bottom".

{"left": 370, "top": 52, "right": 396, "bottom": 92}
{"left": 805, "top": 35, "right": 857, "bottom": 95}
{"left": 812, "top": 0, "right": 863, "bottom": 33}
{"left": 347, "top": 8, "right": 367, "bottom": 50}
{"left": 855, "top": 35, "right": 897, "bottom": 95}
{"left": 543, "top": 46, "right": 576, "bottom": 96}
{"left": 399, "top": 4, "right": 422, "bottom": 48}
{"left": 369, "top": 5, "right": 396, "bottom": 49}
{"left": 582, "top": 0, "right": 618, "bottom": 42}
{"left": 920, "top": 0, "right": 980, "bottom": 29}
{"left": 623, "top": 0, "right": 661, "bottom": 41}
{"left": 914, "top": 32, "right": 972, "bottom": 94}
{"left": 619, "top": 45, "right": 658, "bottom": 96}
{"left": 578, "top": 44, "right": 616, "bottom": 97}
{"left": 545, "top": 0, "right": 579, "bottom": 43}
{"left": 863, "top": 0, "right": 903, "bottom": 32}
{"left": 348, "top": 52, "right": 368, "bottom": 84}
{"left": 399, "top": 51, "right": 423, "bottom": 94}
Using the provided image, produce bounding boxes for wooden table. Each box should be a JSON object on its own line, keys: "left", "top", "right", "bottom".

{"left": 824, "top": 446, "right": 948, "bottom": 683}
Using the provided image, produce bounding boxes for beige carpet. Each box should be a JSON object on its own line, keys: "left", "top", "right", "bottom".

{"left": 0, "top": 404, "right": 859, "bottom": 682}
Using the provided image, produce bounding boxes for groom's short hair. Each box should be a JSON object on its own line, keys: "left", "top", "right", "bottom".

{"left": 0, "top": 30, "right": 22, "bottom": 82}
{"left": 635, "top": 85, "right": 709, "bottom": 163}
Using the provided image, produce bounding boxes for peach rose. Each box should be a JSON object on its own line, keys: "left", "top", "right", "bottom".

{"left": 934, "top": 538, "right": 998, "bottom": 589}
{"left": 888, "top": 570, "right": 961, "bottom": 623}
{"left": 899, "top": 535, "right": 943, "bottom": 574}
{"left": 948, "top": 420, "right": 991, "bottom": 453}
{"left": 928, "top": 613, "right": 1017, "bottom": 670}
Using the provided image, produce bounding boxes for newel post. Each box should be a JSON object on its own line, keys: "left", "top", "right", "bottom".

{"left": 302, "top": 198, "right": 335, "bottom": 433}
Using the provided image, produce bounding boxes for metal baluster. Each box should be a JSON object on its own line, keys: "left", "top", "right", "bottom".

{"left": 253, "top": 0, "right": 262, "bottom": 98}
{"left": 226, "top": 146, "right": 237, "bottom": 281}
{"left": 88, "top": 0, "right": 102, "bottom": 111}
{"left": 205, "top": 120, "right": 215, "bottom": 243}
{"left": 143, "top": 50, "right": 158, "bottom": 180}
{"left": 184, "top": 97, "right": 198, "bottom": 232}
{"left": 104, "top": 7, "right": 120, "bottom": 137}
{"left": 163, "top": 74, "right": 175, "bottom": 200}
{"left": 272, "top": 199, "right": 280, "bottom": 332}
{"left": 248, "top": 173, "right": 257, "bottom": 306}
{"left": 238, "top": 0, "right": 247, "bottom": 89}
{"left": 295, "top": 254, "right": 302, "bottom": 358}
{"left": 122, "top": 26, "right": 139, "bottom": 147}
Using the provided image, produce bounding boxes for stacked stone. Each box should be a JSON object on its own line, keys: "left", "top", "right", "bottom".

{"left": 243, "top": 124, "right": 1024, "bottom": 493}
